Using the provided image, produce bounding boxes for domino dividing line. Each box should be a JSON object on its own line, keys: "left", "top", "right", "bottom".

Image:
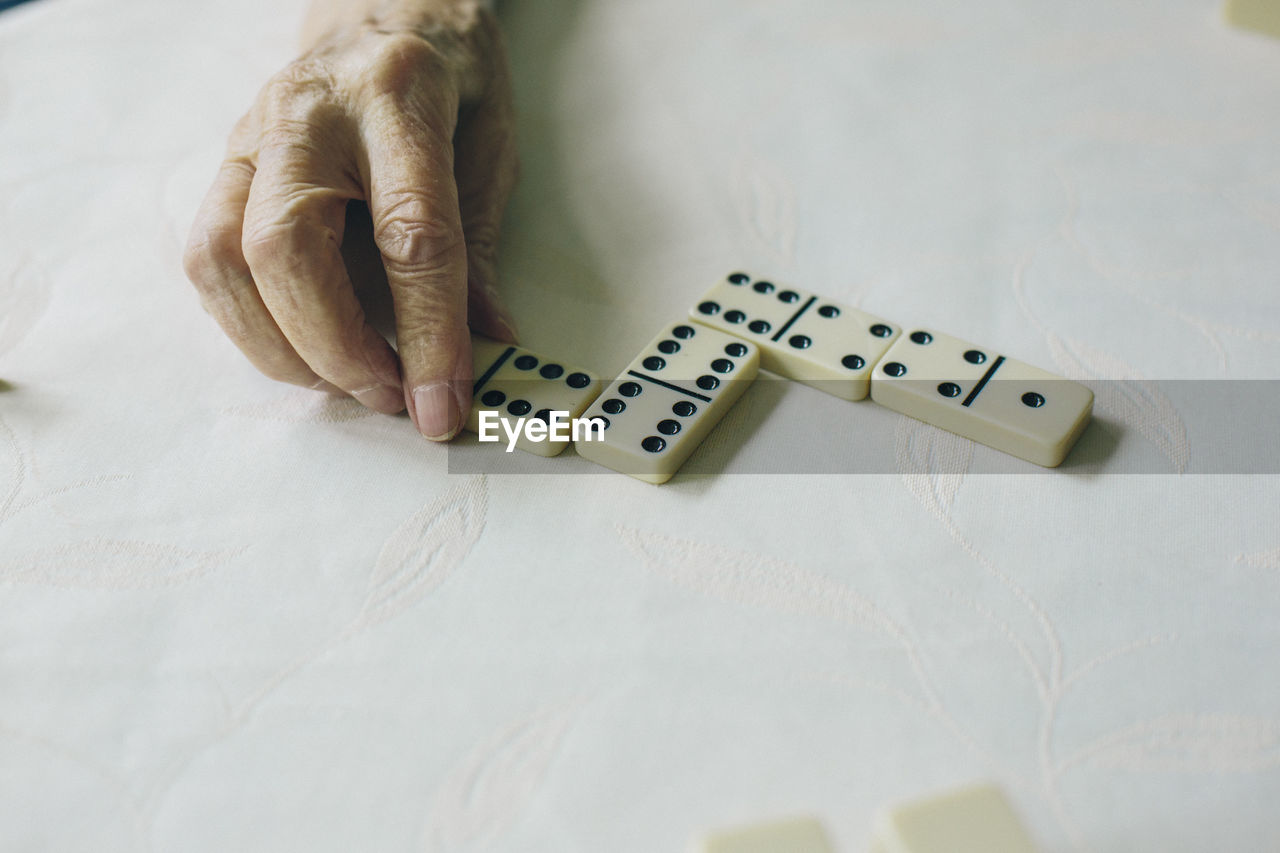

{"left": 473, "top": 346, "right": 516, "bottom": 394}
{"left": 770, "top": 295, "right": 817, "bottom": 343}
{"left": 961, "top": 355, "right": 1005, "bottom": 407}
{"left": 625, "top": 370, "right": 714, "bottom": 402}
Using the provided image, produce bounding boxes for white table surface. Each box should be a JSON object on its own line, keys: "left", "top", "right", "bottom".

{"left": 2, "top": 0, "right": 1279, "bottom": 850}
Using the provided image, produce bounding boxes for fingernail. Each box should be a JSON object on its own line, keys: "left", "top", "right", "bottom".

{"left": 353, "top": 384, "right": 406, "bottom": 414}
{"left": 413, "top": 381, "right": 461, "bottom": 440}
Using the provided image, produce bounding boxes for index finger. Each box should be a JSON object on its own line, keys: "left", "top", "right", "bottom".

{"left": 364, "top": 109, "right": 472, "bottom": 441}
{"left": 241, "top": 136, "right": 406, "bottom": 414}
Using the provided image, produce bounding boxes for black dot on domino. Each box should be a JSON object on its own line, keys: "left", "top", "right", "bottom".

{"left": 753, "top": 281, "right": 775, "bottom": 294}
{"left": 937, "top": 382, "right": 961, "bottom": 398}
{"left": 818, "top": 305, "right": 840, "bottom": 318}
{"left": 841, "top": 354, "right": 865, "bottom": 370}
{"left": 643, "top": 356, "right": 666, "bottom": 371}
{"left": 602, "top": 398, "right": 625, "bottom": 415}
{"left": 728, "top": 272, "right": 749, "bottom": 285}
{"left": 508, "top": 399, "right": 532, "bottom": 415}
{"left": 1022, "top": 392, "right": 1046, "bottom": 408}
{"left": 870, "top": 324, "right": 893, "bottom": 338}
{"left": 724, "top": 342, "right": 748, "bottom": 357}
{"left": 964, "top": 349, "right": 987, "bottom": 364}
{"left": 672, "top": 401, "right": 697, "bottom": 417}
{"left": 566, "top": 372, "right": 591, "bottom": 389}
{"left": 657, "top": 339, "right": 681, "bottom": 354}
{"left": 698, "top": 301, "right": 720, "bottom": 315}
{"left": 534, "top": 408, "right": 553, "bottom": 422}
{"left": 641, "top": 436, "right": 666, "bottom": 453}
{"left": 711, "top": 358, "right": 734, "bottom": 374}
{"left": 514, "top": 354, "right": 539, "bottom": 370}
{"left": 481, "top": 389, "right": 506, "bottom": 407}
{"left": 725, "top": 310, "right": 746, "bottom": 324}
{"left": 697, "top": 375, "right": 720, "bottom": 391}
{"left": 778, "top": 290, "right": 800, "bottom": 304}
{"left": 748, "top": 319, "right": 771, "bottom": 335}
{"left": 597, "top": 417, "right": 610, "bottom": 429}
{"left": 884, "top": 362, "right": 907, "bottom": 377}
{"left": 673, "top": 325, "right": 696, "bottom": 339}
{"left": 789, "top": 335, "right": 811, "bottom": 349}
{"left": 909, "top": 331, "right": 933, "bottom": 345}
{"left": 539, "top": 363, "right": 564, "bottom": 379}
{"left": 619, "top": 381, "right": 643, "bottom": 397}
{"left": 657, "top": 419, "right": 681, "bottom": 435}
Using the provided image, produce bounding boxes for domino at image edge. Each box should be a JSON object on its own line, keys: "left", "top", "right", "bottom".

{"left": 688, "top": 815, "right": 834, "bottom": 853}
{"left": 872, "top": 783, "right": 1041, "bottom": 853}
{"left": 1223, "top": 0, "right": 1280, "bottom": 38}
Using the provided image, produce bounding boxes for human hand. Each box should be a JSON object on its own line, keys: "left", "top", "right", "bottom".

{"left": 184, "top": 0, "right": 517, "bottom": 439}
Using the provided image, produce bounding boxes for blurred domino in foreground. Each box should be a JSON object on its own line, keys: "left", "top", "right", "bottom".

{"left": 1224, "top": 0, "right": 1280, "bottom": 37}
{"left": 871, "top": 784, "right": 1040, "bottom": 853}
{"left": 465, "top": 337, "right": 603, "bottom": 457}
{"left": 690, "top": 271, "right": 900, "bottom": 401}
{"left": 869, "top": 327, "right": 1093, "bottom": 467}
{"left": 689, "top": 815, "right": 834, "bottom": 853}
{"left": 575, "top": 321, "right": 758, "bottom": 484}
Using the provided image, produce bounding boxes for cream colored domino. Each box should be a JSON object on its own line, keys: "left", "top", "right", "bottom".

{"left": 575, "top": 321, "right": 759, "bottom": 484}
{"left": 689, "top": 815, "right": 834, "bottom": 853}
{"left": 869, "top": 327, "right": 1093, "bottom": 467}
{"left": 689, "top": 271, "right": 900, "bottom": 400}
{"left": 872, "top": 784, "right": 1040, "bottom": 853}
{"left": 1224, "top": 0, "right": 1280, "bottom": 37}
{"left": 465, "top": 337, "right": 603, "bottom": 457}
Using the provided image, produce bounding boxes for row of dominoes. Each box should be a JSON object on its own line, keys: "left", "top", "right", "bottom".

{"left": 465, "top": 271, "right": 1095, "bottom": 483}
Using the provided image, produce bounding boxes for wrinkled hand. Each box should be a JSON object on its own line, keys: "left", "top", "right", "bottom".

{"left": 184, "top": 2, "right": 517, "bottom": 439}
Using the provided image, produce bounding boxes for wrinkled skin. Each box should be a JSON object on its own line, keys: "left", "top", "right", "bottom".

{"left": 184, "top": 0, "right": 517, "bottom": 440}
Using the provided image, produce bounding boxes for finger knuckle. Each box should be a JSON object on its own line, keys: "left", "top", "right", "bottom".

{"left": 241, "top": 218, "right": 320, "bottom": 270}
{"left": 256, "top": 62, "right": 346, "bottom": 132}
{"left": 264, "top": 60, "right": 333, "bottom": 103}
{"left": 365, "top": 33, "right": 450, "bottom": 96}
{"left": 256, "top": 120, "right": 320, "bottom": 154}
{"left": 374, "top": 195, "right": 464, "bottom": 272}
{"left": 255, "top": 106, "right": 351, "bottom": 165}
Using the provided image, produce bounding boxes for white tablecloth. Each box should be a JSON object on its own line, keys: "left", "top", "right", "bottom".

{"left": 2, "top": 0, "right": 1279, "bottom": 850}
